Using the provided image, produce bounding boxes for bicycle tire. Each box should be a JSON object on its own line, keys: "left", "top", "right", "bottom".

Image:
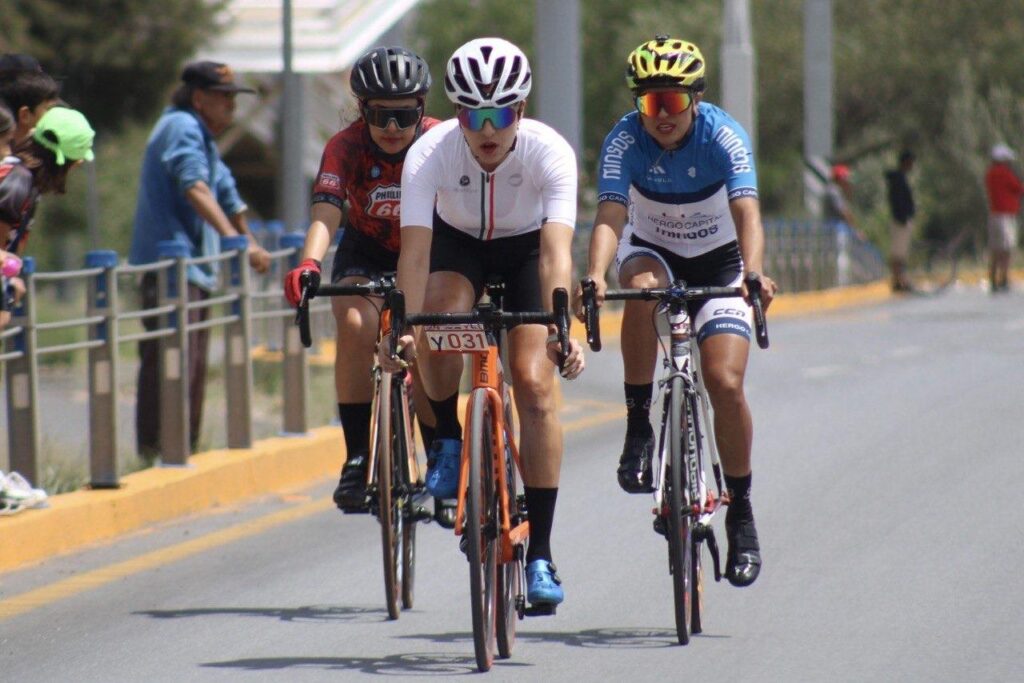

{"left": 376, "top": 377, "right": 401, "bottom": 621}
{"left": 393, "top": 377, "right": 416, "bottom": 610}
{"left": 691, "top": 536, "right": 703, "bottom": 634}
{"left": 667, "top": 374, "right": 693, "bottom": 645}
{"left": 496, "top": 398, "right": 520, "bottom": 658}
{"left": 467, "top": 389, "right": 498, "bottom": 672}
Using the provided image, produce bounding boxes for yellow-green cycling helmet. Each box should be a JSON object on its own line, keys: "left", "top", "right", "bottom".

{"left": 626, "top": 35, "right": 706, "bottom": 92}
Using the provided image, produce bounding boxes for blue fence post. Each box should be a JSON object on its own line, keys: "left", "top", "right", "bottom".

{"left": 156, "top": 241, "right": 190, "bottom": 466}
{"left": 280, "top": 232, "right": 308, "bottom": 435}
{"left": 4, "top": 257, "right": 40, "bottom": 485}
{"left": 221, "top": 234, "right": 253, "bottom": 448}
{"left": 86, "top": 250, "right": 121, "bottom": 488}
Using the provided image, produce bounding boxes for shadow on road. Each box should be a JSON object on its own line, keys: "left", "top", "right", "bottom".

{"left": 134, "top": 604, "right": 386, "bottom": 623}
{"left": 399, "top": 626, "right": 729, "bottom": 649}
{"left": 201, "top": 652, "right": 528, "bottom": 676}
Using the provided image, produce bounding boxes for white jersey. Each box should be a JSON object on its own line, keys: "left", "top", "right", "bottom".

{"left": 401, "top": 118, "right": 577, "bottom": 239}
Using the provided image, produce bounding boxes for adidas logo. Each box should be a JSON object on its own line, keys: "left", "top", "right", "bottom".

{"left": 650, "top": 164, "right": 667, "bottom": 175}
{"left": 688, "top": 167, "right": 697, "bottom": 178}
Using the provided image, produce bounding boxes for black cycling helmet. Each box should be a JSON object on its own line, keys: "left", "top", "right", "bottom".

{"left": 350, "top": 46, "right": 432, "bottom": 100}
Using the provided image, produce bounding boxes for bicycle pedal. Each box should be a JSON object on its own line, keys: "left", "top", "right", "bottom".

{"left": 339, "top": 504, "right": 371, "bottom": 515}
{"left": 652, "top": 515, "right": 668, "bottom": 538}
{"left": 434, "top": 500, "right": 457, "bottom": 529}
{"left": 524, "top": 603, "right": 557, "bottom": 617}
{"left": 409, "top": 506, "right": 434, "bottom": 523}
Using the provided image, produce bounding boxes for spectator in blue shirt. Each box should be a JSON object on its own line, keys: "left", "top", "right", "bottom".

{"left": 130, "top": 60, "right": 270, "bottom": 459}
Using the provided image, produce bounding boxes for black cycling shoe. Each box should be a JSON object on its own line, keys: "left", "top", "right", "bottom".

{"left": 434, "top": 498, "right": 456, "bottom": 529}
{"left": 333, "top": 455, "right": 369, "bottom": 512}
{"left": 724, "top": 517, "right": 761, "bottom": 587}
{"left": 617, "top": 434, "right": 655, "bottom": 493}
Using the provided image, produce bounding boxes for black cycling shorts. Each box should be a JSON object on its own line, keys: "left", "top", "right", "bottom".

{"left": 429, "top": 214, "right": 543, "bottom": 313}
{"left": 331, "top": 227, "right": 399, "bottom": 283}
{"left": 621, "top": 234, "right": 743, "bottom": 319}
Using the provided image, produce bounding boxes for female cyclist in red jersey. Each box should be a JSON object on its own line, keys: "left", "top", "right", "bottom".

{"left": 284, "top": 47, "right": 439, "bottom": 511}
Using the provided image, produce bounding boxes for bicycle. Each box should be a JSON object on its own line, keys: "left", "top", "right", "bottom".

{"left": 296, "top": 274, "right": 431, "bottom": 620}
{"left": 580, "top": 273, "right": 768, "bottom": 645}
{"left": 386, "top": 282, "right": 572, "bottom": 672}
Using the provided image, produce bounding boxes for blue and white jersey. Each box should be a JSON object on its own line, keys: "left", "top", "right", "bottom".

{"left": 597, "top": 103, "right": 757, "bottom": 258}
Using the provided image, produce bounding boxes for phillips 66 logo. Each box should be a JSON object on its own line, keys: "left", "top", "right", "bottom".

{"left": 366, "top": 184, "right": 401, "bottom": 218}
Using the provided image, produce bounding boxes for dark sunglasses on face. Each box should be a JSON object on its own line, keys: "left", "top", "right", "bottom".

{"left": 634, "top": 90, "right": 693, "bottom": 117}
{"left": 363, "top": 105, "right": 423, "bottom": 130}
{"left": 456, "top": 105, "right": 519, "bottom": 132}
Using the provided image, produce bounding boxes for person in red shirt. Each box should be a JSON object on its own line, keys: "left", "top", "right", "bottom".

{"left": 284, "top": 47, "right": 439, "bottom": 510}
{"left": 985, "top": 144, "right": 1024, "bottom": 292}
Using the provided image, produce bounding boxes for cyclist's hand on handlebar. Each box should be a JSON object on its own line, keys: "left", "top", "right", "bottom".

{"left": 377, "top": 333, "right": 416, "bottom": 372}
{"left": 284, "top": 258, "right": 321, "bottom": 307}
{"left": 573, "top": 274, "right": 607, "bottom": 322}
{"left": 743, "top": 271, "right": 777, "bottom": 311}
{"left": 547, "top": 336, "right": 585, "bottom": 380}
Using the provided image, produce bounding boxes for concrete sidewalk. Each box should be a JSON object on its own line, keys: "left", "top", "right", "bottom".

{"left": 1, "top": 280, "right": 893, "bottom": 574}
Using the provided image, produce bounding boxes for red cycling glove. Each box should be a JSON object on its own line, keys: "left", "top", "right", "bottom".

{"left": 284, "top": 258, "right": 321, "bottom": 307}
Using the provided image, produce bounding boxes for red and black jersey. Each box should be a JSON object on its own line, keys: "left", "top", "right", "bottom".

{"left": 0, "top": 158, "right": 39, "bottom": 254}
{"left": 311, "top": 117, "right": 440, "bottom": 253}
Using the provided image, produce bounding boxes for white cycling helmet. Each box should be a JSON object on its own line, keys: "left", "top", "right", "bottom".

{"left": 444, "top": 37, "right": 532, "bottom": 108}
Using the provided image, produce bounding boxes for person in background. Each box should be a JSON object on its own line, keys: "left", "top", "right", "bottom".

{"left": 0, "top": 102, "right": 14, "bottom": 156}
{"left": 283, "top": 46, "right": 440, "bottom": 512}
{"left": 884, "top": 150, "right": 916, "bottom": 292}
{"left": 129, "top": 61, "right": 271, "bottom": 458}
{"left": 0, "top": 60, "right": 60, "bottom": 146}
{"left": 0, "top": 107, "right": 94, "bottom": 329}
{"left": 984, "top": 144, "right": 1024, "bottom": 293}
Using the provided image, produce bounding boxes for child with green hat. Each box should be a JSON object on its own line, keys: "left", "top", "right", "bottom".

{"left": 1, "top": 106, "right": 95, "bottom": 254}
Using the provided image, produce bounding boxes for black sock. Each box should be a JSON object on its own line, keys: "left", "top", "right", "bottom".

{"left": 417, "top": 418, "right": 436, "bottom": 451}
{"left": 625, "top": 382, "right": 654, "bottom": 438}
{"left": 725, "top": 473, "right": 753, "bottom": 524}
{"left": 427, "top": 392, "right": 462, "bottom": 441}
{"left": 524, "top": 486, "right": 558, "bottom": 563}
{"left": 338, "top": 402, "right": 371, "bottom": 459}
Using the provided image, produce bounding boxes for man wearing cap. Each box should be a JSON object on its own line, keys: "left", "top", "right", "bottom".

{"left": 129, "top": 60, "right": 270, "bottom": 458}
{"left": 985, "top": 144, "right": 1023, "bottom": 293}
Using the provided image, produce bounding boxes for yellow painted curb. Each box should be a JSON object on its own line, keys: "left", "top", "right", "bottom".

{"left": 0, "top": 427, "right": 344, "bottom": 573}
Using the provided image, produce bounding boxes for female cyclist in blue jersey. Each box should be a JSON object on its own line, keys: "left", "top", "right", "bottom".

{"left": 381, "top": 37, "right": 585, "bottom": 611}
{"left": 579, "top": 36, "right": 776, "bottom": 588}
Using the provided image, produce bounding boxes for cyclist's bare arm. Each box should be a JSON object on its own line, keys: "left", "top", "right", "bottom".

{"left": 580, "top": 200, "right": 628, "bottom": 309}
{"left": 729, "top": 196, "right": 776, "bottom": 308}
{"left": 301, "top": 202, "right": 344, "bottom": 263}
{"left": 539, "top": 220, "right": 585, "bottom": 379}
{"left": 379, "top": 224, "right": 432, "bottom": 371}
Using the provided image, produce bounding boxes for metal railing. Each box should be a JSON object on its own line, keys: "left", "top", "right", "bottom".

{"left": 1, "top": 233, "right": 336, "bottom": 489}
{"left": 2, "top": 218, "right": 882, "bottom": 492}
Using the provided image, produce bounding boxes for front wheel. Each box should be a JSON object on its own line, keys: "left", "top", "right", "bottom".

{"left": 496, "top": 400, "right": 520, "bottom": 658}
{"left": 467, "top": 389, "right": 498, "bottom": 671}
{"left": 375, "top": 376, "right": 401, "bottom": 620}
{"left": 667, "top": 374, "right": 694, "bottom": 645}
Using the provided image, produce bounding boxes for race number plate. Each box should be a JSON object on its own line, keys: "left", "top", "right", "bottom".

{"left": 423, "top": 324, "right": 488, "bottom": 353}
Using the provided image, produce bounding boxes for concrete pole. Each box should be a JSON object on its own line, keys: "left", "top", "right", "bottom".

{"left": 534, "top": 0, "right": 582, "bottom": 156}
{"left": 281, "top": 0, "right": 308, "bottom": 232}
{"left": 721, "top": 0, "right": 757, "bottom": 151}
{"left": 803, "top": 0, "right": 833, "bottom": 216}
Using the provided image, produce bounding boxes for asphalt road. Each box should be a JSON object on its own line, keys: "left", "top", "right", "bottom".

{"left": 3, "top": 286, "right": 1023, "bottom": 682}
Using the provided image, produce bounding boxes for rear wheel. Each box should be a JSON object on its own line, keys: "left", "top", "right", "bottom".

{"left": 376, "top": 377, "right": 401, "bottom": 621}
{"left": 667, "top": 375, "right": 693, "bottom": 645}
{"left": 467, "top": 389, "right": 497, "bottom": 672}
{"left": 496, "top": 400, "right": 520, "bottom": 658}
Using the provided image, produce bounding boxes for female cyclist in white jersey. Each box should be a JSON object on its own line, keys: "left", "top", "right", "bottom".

{"left": 382, "top": 37, "right": 584, "bottom": 611}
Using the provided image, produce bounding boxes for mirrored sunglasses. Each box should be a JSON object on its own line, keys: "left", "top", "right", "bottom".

{"left": 634, "top": 91, "right": 693, "bottom": 117}
{"left": 456, "top": 106, "right": 518, "bottom": 132}
{"left": 363, "top": 105, "right": 423, "bottom": 130}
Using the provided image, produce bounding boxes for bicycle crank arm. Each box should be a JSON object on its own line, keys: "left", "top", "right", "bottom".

{"left": 694, "top": 523, "right": 723, "bottom": 582}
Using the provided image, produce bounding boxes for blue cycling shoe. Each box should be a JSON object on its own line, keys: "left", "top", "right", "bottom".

{"left": 425, "top": 438, "right": 461, "bottom": 499}
{"left": 526, "top": 559, "right": 564, "bottom": 606}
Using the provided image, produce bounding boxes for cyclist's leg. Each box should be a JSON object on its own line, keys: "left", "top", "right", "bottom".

{"left": 417, "top": 270, "right": 477, "bottom": 498}
{"left": 507, "top": 324, "right": 564, "bottom": 606}
{"left": 615, "top": 232, "right": 671, "bottom": 492}
{"left": 696, "top": 304, "right": 761, "bottom": 587}
{"left": 329, "top": 232, "right": 393, "bottom": 509}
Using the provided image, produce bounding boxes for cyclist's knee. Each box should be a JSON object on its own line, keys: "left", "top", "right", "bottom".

{"left": 511, "top": 374, "right": 557, "bottom": 418}
{"left": 704, "top": 367, "right": 746, "bottom": 406}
